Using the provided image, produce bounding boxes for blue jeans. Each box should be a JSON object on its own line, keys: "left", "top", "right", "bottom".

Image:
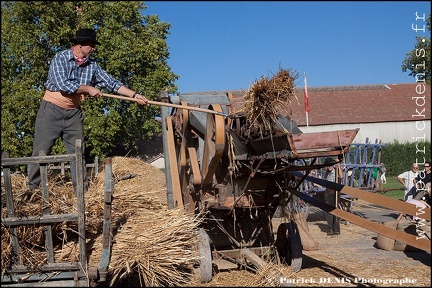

{"left": 27, "top": 100, "right": 85, "bottom": 191}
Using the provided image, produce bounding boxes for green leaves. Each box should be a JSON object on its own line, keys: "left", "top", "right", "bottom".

{"left": 1, "top": 1, "right": 177, "bottom": 162}
{"left": 402, "top": 14, "right": 431, "bottom": 84}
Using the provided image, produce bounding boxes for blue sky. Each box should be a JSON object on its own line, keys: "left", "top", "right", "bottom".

{"left": 144, "top": 1, "right": 430, "bottom": 93}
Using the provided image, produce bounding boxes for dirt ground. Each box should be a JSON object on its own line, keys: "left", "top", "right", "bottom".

{"left": 184, "top": 203, "right": 431, "bottom": 287}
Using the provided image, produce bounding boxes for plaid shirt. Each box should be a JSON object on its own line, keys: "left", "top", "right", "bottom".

{"left": 44, "top": 48, "right": 122, "bottom": 94}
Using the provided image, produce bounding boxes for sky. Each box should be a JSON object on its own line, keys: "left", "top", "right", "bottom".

{"left": 144, "top": 1, "right": 430, "bottom": 93}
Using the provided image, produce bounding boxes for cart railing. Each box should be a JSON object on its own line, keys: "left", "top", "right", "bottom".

{"left": 1, "top": 139, "right": 88, "bottom": 287}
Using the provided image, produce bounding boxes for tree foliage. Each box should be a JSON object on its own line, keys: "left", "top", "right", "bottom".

{"left": 380, "top": 140, "right": 431, "bottom": 176}
{"left": 1, "top": 1, "right": 179, "bottom": 162}
{"left": 402, "top": 14, "right": 431, "bottom": 84}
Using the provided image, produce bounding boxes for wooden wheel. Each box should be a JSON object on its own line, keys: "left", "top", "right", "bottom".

{"left": 196, "top": 228, "right": 213, "bottom": 283}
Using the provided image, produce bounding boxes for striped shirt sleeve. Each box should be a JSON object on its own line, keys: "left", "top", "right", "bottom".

{"left": 45, "top": 49, "right": 123, "bottom": 94}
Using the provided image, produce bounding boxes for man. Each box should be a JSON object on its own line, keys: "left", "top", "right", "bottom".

{"left": 27, "top": 28, "right": 148, "bottom": 192}
{"left": 397, "top": 163, "right": 419, "bottom": 201}
{"left": 413, "top": 182, "right": 431, "bottom": 207}
{"left": 323, "top": 157, "right": 344, "bottom": 235}
{"left": 369, "top": 159, "right": 379, "bottom": 190}
{"left": 413, "top": 161, "right": 431, "bottom": 199}
{"left": 380, "top": 163, "right": 387, "bottom": 184}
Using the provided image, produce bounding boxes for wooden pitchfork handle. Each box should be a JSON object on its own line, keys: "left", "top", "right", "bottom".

{"left": 102, "top": 93, "right": 228, "bottom": 117}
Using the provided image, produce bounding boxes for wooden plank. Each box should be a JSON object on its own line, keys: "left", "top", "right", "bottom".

{"left": 1, "top": 271, "right": 84, "bottom": 282}
{"left": 74, "top": 139, "right": 87, "bottom": 270}
{"left": 4, "top": 263, "right": 81, "bottom": 273}
{"left": 2, "top": 214, "right": 78, "bottom": 226}
{"left": 98, "top": 158, "right": 113, "bottom": 275}
{"left": 1, "top": 153, "right": 20, "bottom": 265}
{"left": 1, "top": 280, "right": 88, "bottom": 287}
{"left": 291, "top": 171, "right": 431, "bottom": 221}
{"left": 39, "top": 151, "right": 54, "bottom": 264}
{"left": 166, "top": 116, "right": 183, "bottom": 208}
{"left": 293, "top": 190, "right": 431, "bottom": 253}
{"left": 1, "top": 154, "right": 75, "bottom": 166}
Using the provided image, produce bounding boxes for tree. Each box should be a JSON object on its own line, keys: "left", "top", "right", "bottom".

{"left": 1, "top": 1, "right": 178, "bottom": 162}
{"left": 402, "top": 14, "right": 431, "bottom": 85}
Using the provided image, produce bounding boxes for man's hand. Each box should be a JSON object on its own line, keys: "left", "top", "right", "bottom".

{"left": 134, "top": 93, "right": 149, "bottom": 105}
{"left": 76, "top": 85, "right": 102, "bottom": 98}
{"left": 87, "top": 87, "right": 102, "bottom": 98}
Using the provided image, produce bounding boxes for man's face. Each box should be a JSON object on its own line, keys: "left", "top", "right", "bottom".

{"left": 79, "top": 41, "right": 97, "bottom": 58}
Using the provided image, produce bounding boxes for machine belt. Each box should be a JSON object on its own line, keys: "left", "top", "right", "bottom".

{"left": 291, "top": 188, "right": 431, "bottom": 253}
{"left": 290, "top": 171, "right": 430, "bottom": 222}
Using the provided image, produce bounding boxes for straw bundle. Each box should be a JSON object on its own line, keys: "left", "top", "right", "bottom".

{"left": 87, "top": 156, "right": 202, "bottom": 286}
{"left": 248, "top": 262, "right": 296, "bottom": 287}
{"left": 243, "top": 68, "right": 298, "bottom": 135}
{"left": 108, "top": 208, "right": 203, "bottom": 287}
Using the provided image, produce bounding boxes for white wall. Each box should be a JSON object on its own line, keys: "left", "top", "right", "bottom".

{"left": 149, "top": 157, "right": 165, "bottom": 169}
{"left": 299, "top": 121, "right": 431, "bottom": 144}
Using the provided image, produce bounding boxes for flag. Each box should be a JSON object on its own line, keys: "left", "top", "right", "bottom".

{"left": 304, "top": 73, "right": 310, "bottom": 113}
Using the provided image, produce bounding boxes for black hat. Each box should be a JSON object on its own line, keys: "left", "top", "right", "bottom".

{"left": 324, "top": 157, "right": 334, "bottom": 164}
{"left": 70, "top": 28, "right": 100, "bottom": 45}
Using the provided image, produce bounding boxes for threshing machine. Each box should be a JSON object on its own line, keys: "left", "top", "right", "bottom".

{"left": 160, "top": 91, "right": 385, "bottom": 282}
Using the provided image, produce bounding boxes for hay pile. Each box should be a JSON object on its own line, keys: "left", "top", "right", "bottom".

{"left": 1, "top": 156, "right": 201, "bottom": 287}
{"left": 1, "top": 173, "right": 82, "bottom": 269}
{"left": 243, "top": 67, "right": 298, "bottom": 134}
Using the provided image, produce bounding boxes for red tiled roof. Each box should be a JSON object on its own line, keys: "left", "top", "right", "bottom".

{"left": 229, "top": 83, "right": 431, "bottom": 126}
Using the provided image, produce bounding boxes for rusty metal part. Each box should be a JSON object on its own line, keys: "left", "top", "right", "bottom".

{"left": 238, "top": 154, "right": 268, "bottom": 197}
